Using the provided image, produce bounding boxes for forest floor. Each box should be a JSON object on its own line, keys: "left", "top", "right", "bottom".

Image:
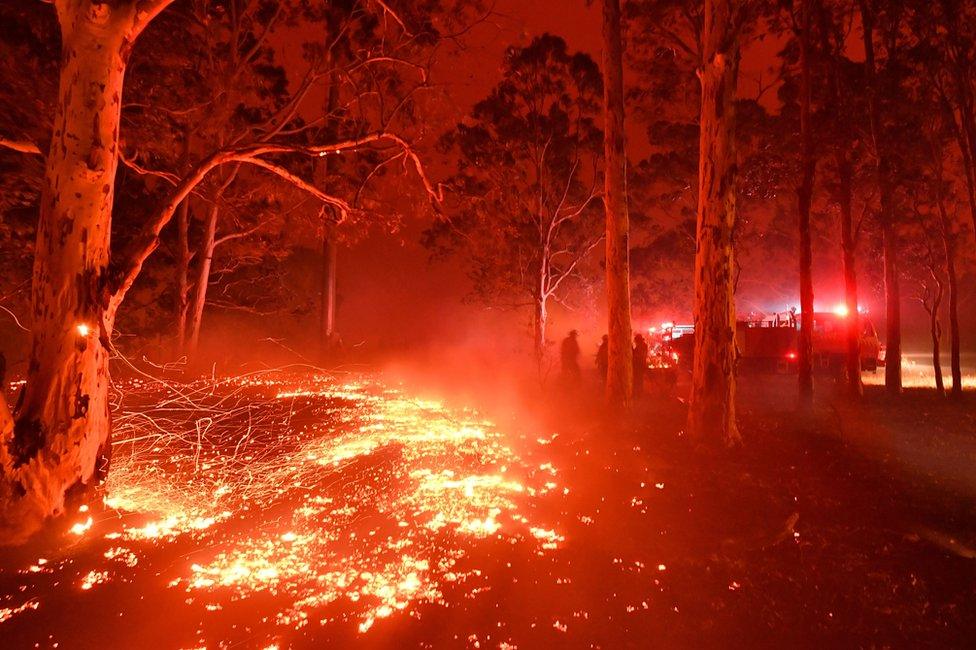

{"left": 0, "top": 367, "right": 974, "bottom": 648}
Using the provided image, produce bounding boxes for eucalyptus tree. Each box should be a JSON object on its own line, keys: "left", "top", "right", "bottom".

{"left": 0, "top": 0, "right": 449, "bottom": 544}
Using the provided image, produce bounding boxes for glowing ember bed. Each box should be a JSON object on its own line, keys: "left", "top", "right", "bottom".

{"left": 0, "top": 372, "right": 564, "bottom": 647}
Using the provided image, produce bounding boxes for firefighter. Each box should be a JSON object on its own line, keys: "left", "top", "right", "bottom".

{"left": 560, "top": 330, "right": 581, "bottom": 383}
{"left": 595, "top": 334, "right": 609, "bottom": 384}
{"left": 633, "top": 333, "right": 649, "bottom": 397}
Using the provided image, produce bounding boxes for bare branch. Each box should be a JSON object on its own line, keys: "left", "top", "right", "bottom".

{"left": 0, "top": 303, "right": 29, "bottom": 332}
{"left": 242, "top": 157, "right": 354, "bottom": 215}
{"left": 373, "top": 0, "right": 412, "bottom": 35}
{"left": 110, "top": 131, "right": 440, "bottom": 306}
{"left": 0, "top": 137, "right": 42, "bottom": 156}
{"left": 120, "top": 150, "right": 181, "bottom": 185}
{"left": 214, "top": 222, "right": 263, "bottom": 247}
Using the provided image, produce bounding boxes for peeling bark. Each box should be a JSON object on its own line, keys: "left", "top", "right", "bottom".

{"left": 0, "top": 1, "right": 140, "bottom": 543}
{"left": 688, "top": 0, "right": 741, "bottom": 445}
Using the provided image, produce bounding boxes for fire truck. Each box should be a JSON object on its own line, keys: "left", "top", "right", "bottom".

{"left": 651, "top": 309, "right": 883, "bottom": 374}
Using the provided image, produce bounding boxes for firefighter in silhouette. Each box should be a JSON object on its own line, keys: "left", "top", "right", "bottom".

{"left": 632, "top": 333, "right": 649, "bottom": 397}
{"left": 595, "top": 334, "right": 609, "bottom": 384}
{"left": 560, "top": 330, "right": 581, "bottom": 383}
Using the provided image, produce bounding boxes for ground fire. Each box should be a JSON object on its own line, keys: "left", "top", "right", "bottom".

{"left": 1, "top": 0, "right": 976, "bottom": 648}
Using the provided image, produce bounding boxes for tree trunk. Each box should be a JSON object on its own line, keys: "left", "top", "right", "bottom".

{"left": 174, "top": 199, "right": 191, "bottom": 357}
{"left": 319, "top": 224, "right": 338, "bottom": 354}
{"left": 949, "top": 112, "right": 976, "bottom": 241}
{"left": 859, "top": 0, "right": 901, "bottom": 393}
{"left": 602, "top": 0, "right": 633, "bottom": 406}
{"left": 688, "top": 0, "right": 741, "bottom": 445}
{"left": 797, "top": 0, "right": 816, "bottom": 406}
{"left": 187, "top": 203, "right": 218, "bottom": 358}
{"left": 929, "top": 294, "right": 945, "bottom": 397}
{"left": 317, "top": 70, "right": 340, "bottom": 361}
{"left": 0, "top": 3, "right": 137, "bottom": 543}
{"left": 881, "top": 218, "right": 902, "bottom": 391}
{"left": 945, "top": 252, "right": 961, "bottom": 398}
{"left": 837, "top": 152, "right": 863, "bottom": 396}
{"left": 533, "top": 295, "right": 548, "bottom": 367}
{"left": 933, "top": 154, "right": 963, "bottom": 398}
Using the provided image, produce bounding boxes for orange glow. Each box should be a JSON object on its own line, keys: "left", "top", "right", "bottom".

{"left": 53, "top": 373, "right": 565, "bottom": 639}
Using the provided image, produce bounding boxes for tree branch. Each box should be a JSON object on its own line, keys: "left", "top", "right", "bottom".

{"left": 109, "top": 131, "right": 440, "bottom": 308}
{"left": 0, "top": 137, "right": 42, "bottom": 156}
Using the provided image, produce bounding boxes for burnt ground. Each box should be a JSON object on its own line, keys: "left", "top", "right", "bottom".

{"left": 0, "top": 370, "right": 974, "bottom": 648}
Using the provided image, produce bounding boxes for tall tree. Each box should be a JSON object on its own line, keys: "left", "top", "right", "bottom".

{"left": 688, "top": 0, "right": 742, "bottom": 444}
{"left": 929, "top": 143, "right": 964, "bottom": 399}
{"left": 603, "top": 0, "right": 634, "bottom": 405}
{"left": 796, "top": 0, "right": 817, "bottom": 405}
{"left": 0, "top": 0, "right": 175, "bottom": 544}
{"left": 0, "top": 0, "right": 447, "bottom": 543}
{"left": 822, "top": 0, "right": 865, "bottom": 397}
{"left": 426, "top": 35, "right": 604, "bottom": 364}
{"left": 859, "top": 0, "right": 902, "bottom": 393}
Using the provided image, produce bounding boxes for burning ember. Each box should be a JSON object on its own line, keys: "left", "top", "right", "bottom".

{"left": 0, "top": 372, "right": 562, "bottom": 646}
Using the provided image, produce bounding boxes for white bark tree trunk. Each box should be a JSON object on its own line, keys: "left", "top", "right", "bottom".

{"left": 174, "top": 199, "right": 191, "bottom": 356}
{"left": 0, "top": 1, "right": 139, "bottom": 543}
{"left": 187, "top": 203, "right": 218, "bottom": 358}
{"left": 533, "top": 295, "right": 548, "bottom": 367}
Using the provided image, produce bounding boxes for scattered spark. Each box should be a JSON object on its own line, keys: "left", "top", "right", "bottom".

{"left": 30, "top": 372, "right": 565, "bottom": 636}
{"left": 79, "top": 570, "right": 110, "bottom": 591}
{"left": 0, "top": 600, "right": 39, "bottom": 624}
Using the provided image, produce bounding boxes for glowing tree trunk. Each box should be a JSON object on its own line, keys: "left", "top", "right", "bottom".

{"left": 0, "top": 2, "right": 146, "bottom": 543}
{"left": 859, "top": 0, "right": 901, "bottom": 393}
{"left": 533, "top": 293, "right": 548, "bottom": 367}
{"left": 320, "top": 225, "right": 338, "bottom": 352}
{"left": 602, "top": 0, "right": 633, "bottom": 406}
{"left": 688, "top": 0, "right": 741, "bottom": 445}
{"left": 837, "top": 152, "right": 863, "bottom": 396}
{"left": 317, "top": 74, "right": 340, "bottom": 360}
{"left": 174, "top": 200, "right": 191, "bottom": 356}
{"left": 186, "top": 203, "right": 219, "bottom": 357}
